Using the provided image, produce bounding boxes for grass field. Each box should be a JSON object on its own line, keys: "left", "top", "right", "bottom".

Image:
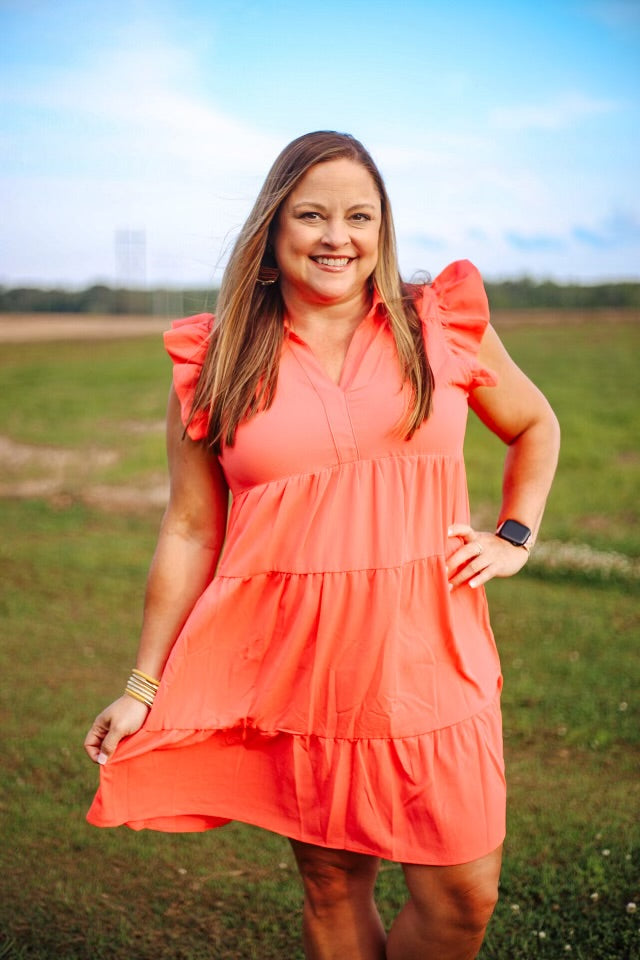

{"left": 1, "top": 312, "right": 639, "bottom": 959}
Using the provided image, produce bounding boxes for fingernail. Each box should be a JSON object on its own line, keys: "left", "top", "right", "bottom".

{"left": 469, "top": 579, "right": 477, "bottom": 589}
{"left": 97, "top": 752, "right": 108, "bottom": 765}
{"left": 448, "top": 582, "right": 453, "bottom": 592}
{"left": 447, "top": 526, "right": 453, "bottom": 536}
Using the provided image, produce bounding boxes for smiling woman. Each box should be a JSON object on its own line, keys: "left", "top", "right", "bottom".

{"left": 274, "top": 159, "right": 382, "bottom": 382}
{"left": 275, "top": 159, "right": 381, "bottom": 312}
{"left": 187, "top": 130, "right": 433, "bottom": 452}
{"left": 84, "top": 130, "right": 560, "bottom": 960}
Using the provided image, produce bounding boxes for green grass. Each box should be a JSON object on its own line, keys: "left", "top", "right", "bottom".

{"left": 1, "top": 500, "right": 638, "bottom": 960}
{"left": 0, "top": 337, "right": 170, "bottom": 493}
{"left": 466, "top": 317, "right": 640, "bottom": 557}
{"left": 0, "top": 337, "right": 170, "bottom": 446}
{"left": 1, "top": 316, "right": 639, "bottom": 958}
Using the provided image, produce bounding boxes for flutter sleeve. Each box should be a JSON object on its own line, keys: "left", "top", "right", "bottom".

{"left": 163, "top": 313, "right": 214, "bottom": 441}
{"left": 428, "top": 260, "right": 498, "bottom": 391}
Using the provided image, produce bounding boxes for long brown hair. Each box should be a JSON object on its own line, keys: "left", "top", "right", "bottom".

{"left": 190, "top": 131, "right": 434, "bottom": 451}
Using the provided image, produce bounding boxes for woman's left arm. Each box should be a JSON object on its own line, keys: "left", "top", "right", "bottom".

{"left": 447, "top": 324, "right": 561, "bottom": 590}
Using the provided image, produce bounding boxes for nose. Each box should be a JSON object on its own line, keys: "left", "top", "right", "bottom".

{"left": 321, "top": 218, "right": 350, "bottom": 248}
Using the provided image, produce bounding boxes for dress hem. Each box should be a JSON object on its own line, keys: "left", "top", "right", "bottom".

{"left": 100, "top": 810, "right": 506, "bottom": 868}
{"left": 87, "top": 694, "right": 506, "bottom": 867}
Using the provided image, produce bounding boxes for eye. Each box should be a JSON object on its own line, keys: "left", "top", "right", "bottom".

{"left": 297, "top": 211, "right": 322, "bottom": 221}
{"left": 351, "top": 212, "right": 372, "bottom": 222}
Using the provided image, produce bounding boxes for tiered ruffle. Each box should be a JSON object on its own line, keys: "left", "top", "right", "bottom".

{"left": 88, "top": 693, "right": 504, "bottom": 864}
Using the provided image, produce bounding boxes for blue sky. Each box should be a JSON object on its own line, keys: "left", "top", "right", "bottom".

{"left": 1, "top": 0, "right": 639, "bottom": 287}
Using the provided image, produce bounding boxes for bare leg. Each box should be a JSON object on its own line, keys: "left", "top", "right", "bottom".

{"left": 289, "top": 839, "right": 387, "bottom": 960}
{"left": 386, "top": 845, "right": 502, "bottom": 960}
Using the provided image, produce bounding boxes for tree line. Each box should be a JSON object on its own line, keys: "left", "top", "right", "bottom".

{"left": 1, "top": 279, "right": 639, "bottom": 314}
{"left": 0, "top": 285, "right": 214, "bottom": 316}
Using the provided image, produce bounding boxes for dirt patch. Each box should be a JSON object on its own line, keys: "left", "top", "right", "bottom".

{"left": 0, "top": 313, "right": 170, "bottom": 343}
{"left": 0, "top": 435, "right": 118, "bottom": 472}
{"left": 1, "top": 309, "right": 638, "bottom": 344}
{"left": 0, "top": 434, "right": 167, "bottom": 512}
{"left": 84, "top": 483, "right": 168, "bottom": 512}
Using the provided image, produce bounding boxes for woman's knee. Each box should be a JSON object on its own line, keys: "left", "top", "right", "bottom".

{"left": 448, "top": 876, "right": 499, "bottom": 934}
{"left": 404, "top": 847, "right": 502, "bottom": 935}
{"left": 290, "top": 840, "right": 380, "bottom": 914}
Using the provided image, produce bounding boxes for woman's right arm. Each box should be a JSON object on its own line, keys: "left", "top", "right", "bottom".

{"left": 84, "top": 386, "right": 229, "bottom": 764}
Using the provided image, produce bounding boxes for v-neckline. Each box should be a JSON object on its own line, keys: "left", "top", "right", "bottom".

{"left": 285, "top": 291, "right": 385, "bottom": 392}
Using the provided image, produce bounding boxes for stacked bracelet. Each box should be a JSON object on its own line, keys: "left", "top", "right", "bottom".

{"left": 125, "top": 668, "right": 160, "bottom": 708}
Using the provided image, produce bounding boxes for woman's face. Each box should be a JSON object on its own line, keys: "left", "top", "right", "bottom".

{"left": 273, "top": 158, "right": 382, "bottom": 309}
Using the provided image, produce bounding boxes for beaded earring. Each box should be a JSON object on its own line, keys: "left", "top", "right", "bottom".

{"left": 256, "top": 265, "right": 280, "bottom": 286}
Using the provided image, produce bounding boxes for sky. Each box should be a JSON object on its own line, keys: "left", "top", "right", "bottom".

{"left": 1, "top": 0, "right": 639, "bottom": 288}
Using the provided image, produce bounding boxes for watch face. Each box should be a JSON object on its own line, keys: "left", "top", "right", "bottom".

{"left": 498, "top": 519, "right": 531, "bottom": 546}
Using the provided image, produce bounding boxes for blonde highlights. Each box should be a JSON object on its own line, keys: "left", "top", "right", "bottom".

{"left": 190, "top": 131, "right": 434, "bottom": 451}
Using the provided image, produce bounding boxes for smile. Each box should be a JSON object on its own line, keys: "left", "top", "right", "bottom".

{"left": 311, "top": 257, "right": 352, "bottom": 267}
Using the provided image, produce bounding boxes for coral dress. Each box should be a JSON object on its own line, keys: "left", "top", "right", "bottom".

{"left": 87, "top": 260, "right": 506, "bottom": 866}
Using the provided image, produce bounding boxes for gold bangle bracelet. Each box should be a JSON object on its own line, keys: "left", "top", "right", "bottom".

{"left": 125, "top": 667, "right": 160, "bottom": 709}
{"left": 126, "top": 674, "right": 157, "bottom": 692}
{"left": 131, "top": 668, "right": 160, "bottom": 687}
{"left": 124, "top": 687, "right": 154, "bottom": 708}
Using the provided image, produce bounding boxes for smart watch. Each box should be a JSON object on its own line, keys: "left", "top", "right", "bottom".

{"left": 496, "top": 519, "right": 532, "bottom": 549}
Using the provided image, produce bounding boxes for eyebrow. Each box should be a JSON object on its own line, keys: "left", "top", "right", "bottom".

{"left": 291, "top": 201, "right": 378, "bottom": 212}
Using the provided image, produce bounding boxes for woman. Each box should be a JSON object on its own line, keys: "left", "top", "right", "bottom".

{"left": 85, "top": 130, "right": 560, "bottom": 959}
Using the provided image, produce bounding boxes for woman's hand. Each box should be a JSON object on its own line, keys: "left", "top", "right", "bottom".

{"left": 84, "top": 695, "right": 150, "bottom": 765}
{"left": 447, "top": 522, "right": 529, "bottom": 591}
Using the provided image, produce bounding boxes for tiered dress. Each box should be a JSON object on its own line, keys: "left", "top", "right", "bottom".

{"left": 87, "top": 260, "right": 506, "bottom": 866}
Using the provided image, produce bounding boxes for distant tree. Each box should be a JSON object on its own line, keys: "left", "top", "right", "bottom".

{"left": 484, "top": 278, "right": 640, "bottom": 310}
{"left": 0, "top": 281, "right": 637, "bottom": 314}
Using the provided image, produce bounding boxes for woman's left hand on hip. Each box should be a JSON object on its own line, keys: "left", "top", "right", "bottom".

{"left": 446, "top": 523, "right": 529, "bottom": 591}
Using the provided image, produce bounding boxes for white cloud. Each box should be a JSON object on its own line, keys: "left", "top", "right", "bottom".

{"left": 1, "top": 34, "right": 286, "bottom": 285}
{"left": 488, "top": 91, "right": 622, "bottom": 131}
{"left": 1, "top": 16, "right": 637, "bottom": 286}
{"left": 5, "top": 41, "right": 281, "bottom": 180}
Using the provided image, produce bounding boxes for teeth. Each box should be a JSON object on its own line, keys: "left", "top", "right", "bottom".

{"left": 314, "top": 257, "right": 350, "bottom": 266}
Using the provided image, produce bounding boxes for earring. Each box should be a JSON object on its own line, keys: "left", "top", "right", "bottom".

{"left": 256, "top": 265, "right": 280, "bottom": 286}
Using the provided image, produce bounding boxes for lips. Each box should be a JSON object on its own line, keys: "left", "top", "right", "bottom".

{"left": 311, "top": 256, "right": 353, "bottom": 267}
